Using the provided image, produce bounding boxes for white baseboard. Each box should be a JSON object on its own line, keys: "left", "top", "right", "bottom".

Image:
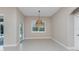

{"left": 4, "top": 44, "right": 17, "bottom": 47}
{"left": 25, "top": 37, "right": 52, "bottom": 40}
{"left": 52, "top": 38, "right": 74, "bottom": 50}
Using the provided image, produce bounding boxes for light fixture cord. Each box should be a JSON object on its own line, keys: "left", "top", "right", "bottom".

{"left": 38, "top": 10, "right": 40, "bottom": 20}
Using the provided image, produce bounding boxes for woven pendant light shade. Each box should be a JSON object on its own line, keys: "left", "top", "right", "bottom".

{"left": 36, "top": 19, "right": 43, "bottom": 27}
{"left": 35, "top": 10, "right": 43, "bottom": 27}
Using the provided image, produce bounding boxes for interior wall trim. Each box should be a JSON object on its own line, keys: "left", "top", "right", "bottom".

{"left": 52, "top": 37, "right": 75, "bottom": 50}
{"left": 24, "top": 37, "right": 52, "bottom": 40}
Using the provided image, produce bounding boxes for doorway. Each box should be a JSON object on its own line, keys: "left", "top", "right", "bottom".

{"left": 74, "top": 15, "right": 79, "bottom": 50}
{"left": 0, "top": 16, "right": 4, "bottom": 50}
{"left": 19, "top": 23, "right": 24, "bottom": 43}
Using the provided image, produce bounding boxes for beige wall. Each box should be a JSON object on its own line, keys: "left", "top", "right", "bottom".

{"left": 24, "top": 16, "right": 52, "bottom": 39}
{"left": 0, "top": 7, "right": 24, "bottom": 47}
{"left": 16, "top": 8, "right": 24, "bottom": 44}
{"left": 0, "top": 7, "right": 17, "bottom": 46}
{"left": 51, "top": 7, "right": 76, "bottom": 47}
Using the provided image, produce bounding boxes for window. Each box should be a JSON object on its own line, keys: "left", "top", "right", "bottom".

{"left": 32, "top": 20, "right": 46, "bottom": 33}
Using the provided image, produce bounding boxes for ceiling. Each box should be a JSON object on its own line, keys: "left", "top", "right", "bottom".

{"left": 18, "top": 7, "right": 61, "bottom": 16}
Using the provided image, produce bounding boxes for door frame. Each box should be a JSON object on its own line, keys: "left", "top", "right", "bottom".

{"left": 0, "top": 14, "right": 5, "bottom": 50}
{"left": 74, "top": 15, "right": 79, "bottom": 50}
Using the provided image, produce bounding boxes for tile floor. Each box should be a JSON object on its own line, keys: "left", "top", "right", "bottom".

{"left": 3, "top": 39, "right": 69, "bottom": 51}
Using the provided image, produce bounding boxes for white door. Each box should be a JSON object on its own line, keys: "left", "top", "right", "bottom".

{"left": 74, "top": 16, "right": 79, "bottom": 50}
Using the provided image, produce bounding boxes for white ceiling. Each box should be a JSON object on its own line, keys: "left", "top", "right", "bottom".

{"left": 18, "top": 7, "right": 61, "bottom": 16}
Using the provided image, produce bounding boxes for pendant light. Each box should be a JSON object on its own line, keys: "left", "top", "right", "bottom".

{"left": 36, "top": 10, "right": 43, "bottom": 27}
